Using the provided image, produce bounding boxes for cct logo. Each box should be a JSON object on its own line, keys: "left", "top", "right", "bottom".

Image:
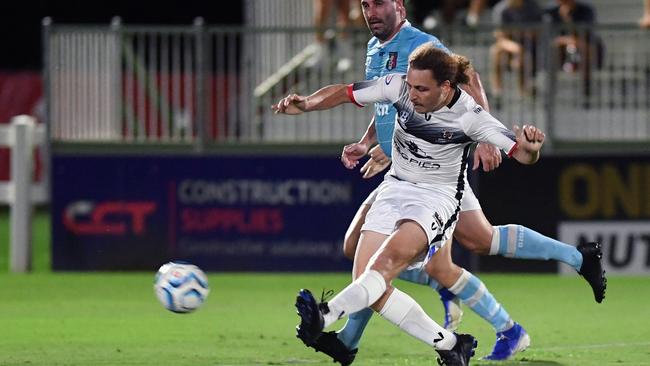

{"left": 63, "top": 201, "right": 157, "bottom": 235}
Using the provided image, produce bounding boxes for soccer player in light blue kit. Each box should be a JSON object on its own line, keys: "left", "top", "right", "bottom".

{"left": 300, "top": 0, "right": 606, "bottom": 364}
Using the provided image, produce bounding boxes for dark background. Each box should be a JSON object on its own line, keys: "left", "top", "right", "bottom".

{"left": 0, "top": 0, "right": 245, "bottom": 70}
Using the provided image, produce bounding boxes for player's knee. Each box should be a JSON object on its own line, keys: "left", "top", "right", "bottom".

{"left": 424, "top": 259, "right": 447, "bottom": 279}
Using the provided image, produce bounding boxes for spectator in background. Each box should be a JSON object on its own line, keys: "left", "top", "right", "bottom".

{"left": 544, "top": 0, "right": 604, "bottom": 98}
{"left": 407, "top": 0, "right": 498, "bottom": 30}
{"left": 489, "top": 0, "right": 542, "bottom": 97}
{"left": 305, "top": 0, "right": 356, "bottom": 72}
{"left": 640, "top": 0, "right": 650, "bottom": 28}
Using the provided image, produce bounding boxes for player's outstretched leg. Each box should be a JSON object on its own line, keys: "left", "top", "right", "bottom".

{"left": 307, "top": 331, "right": 358, "bottom": 366}
{"left": 491, "top": 226, "right": 607, "bottom": 303}
{"left": 482, "top": 322, "right": 531, "bottom": 361}
{"left": 577, "top": 242, "right": 607, "bottom": 303}
{"left": 295, "top": 289, "right": 326, "bottom": 346}
{"left": 446, "top": 269, "right": 530, "bottom": 360}
{"left": 436, "top": 333, "right": 477, "bottom": 366}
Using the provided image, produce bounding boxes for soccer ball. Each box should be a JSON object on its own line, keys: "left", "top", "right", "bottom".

{"left": 154, "top": 262, "right": 210, "bottom": 313}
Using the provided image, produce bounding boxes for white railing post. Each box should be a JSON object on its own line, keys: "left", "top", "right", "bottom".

{"left": 10, "top": 115, "right": 36, "bottom": 273}
{"left": 0, "top": 115, "right": 46, "bottom": 273}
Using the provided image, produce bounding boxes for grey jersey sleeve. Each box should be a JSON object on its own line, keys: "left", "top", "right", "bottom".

{"left": 348, "top": 74, "right": 403, "bottom": 107}
{"left": 460, "top": 106, "right": 517, "bottom": 153}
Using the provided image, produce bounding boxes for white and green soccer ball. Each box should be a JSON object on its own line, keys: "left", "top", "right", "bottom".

{"left": 154, "top": 262, "right": 210, "bottom": 313}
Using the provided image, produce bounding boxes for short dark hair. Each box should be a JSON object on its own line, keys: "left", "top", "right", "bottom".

{"left": 408, "top": 43, "right": 471, "bottom": 87}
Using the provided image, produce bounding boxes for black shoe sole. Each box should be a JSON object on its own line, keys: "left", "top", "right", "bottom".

{"left": 578, "top": 242, "right": 607, "bottom": 303}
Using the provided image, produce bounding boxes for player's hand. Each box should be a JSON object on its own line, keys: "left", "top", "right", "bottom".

{"left": 360, "top": 145, "right": 391, "bottom": 179}
{"left": 341, "top": 142, "right": 369, "bottom": 169}
{"left": 271, "top": 93, "right": 307, "bottom": 115}
{"left": 513, "top": 124, "right": 545, "bottom": 154}
{"left": 472, "top": 143, "right": 502, "bottom": 172}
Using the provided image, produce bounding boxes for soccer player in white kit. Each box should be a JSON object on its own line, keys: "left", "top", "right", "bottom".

{"left": 273, "top": 44, "right": 546, "bottom": 366}
{"left": 308, "top": 1, "right": 604, "bottom": 364}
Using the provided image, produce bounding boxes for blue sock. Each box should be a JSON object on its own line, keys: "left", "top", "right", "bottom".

{"left": 449, "top": 269, "right": 513, "bottom": 332}
{"left": 397, "top": 264, "right": 441, "bottom": 290}
{"left": 398, "top": 265, "right": 454, "bottom": 309}
{"left": 336, "top": 307, "right": 374, "bottom": 350}
{"left": 492, "top": 225, "right": 582, "bottom": 272}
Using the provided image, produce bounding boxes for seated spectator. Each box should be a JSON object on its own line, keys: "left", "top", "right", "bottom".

{"left": 544, "top": 0, "right": 604, "bottom": 99}
{"left": 305, "top": 0, "right": 355, "bottom": 72}
{"left": 408, "top": 0, "right": 498, "bottom": 30}
{"left": 489, "top": 0, "right": 543, "bottom": 96}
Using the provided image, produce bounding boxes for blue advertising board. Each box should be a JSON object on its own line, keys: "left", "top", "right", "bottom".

{"left": 52, "top": 154, "right": 382, "bottom": 271}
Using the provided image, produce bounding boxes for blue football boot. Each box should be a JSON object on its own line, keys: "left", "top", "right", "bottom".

{"left": 482, "top": 322, "right": 530, "bottom": 361}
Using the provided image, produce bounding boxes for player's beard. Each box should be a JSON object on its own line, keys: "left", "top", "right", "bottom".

{"left": 367, "top": 14, "right": 397, "bottom": 41}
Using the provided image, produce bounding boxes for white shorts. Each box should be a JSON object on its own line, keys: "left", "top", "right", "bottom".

{"left": 460, "top": 179, "right": 481, "bottom": 212}
{"left": 361, "top": 175, "right": 461, "bottom": 249}
{"left": 362, "top": 176, "right": 480, "bottom": 211}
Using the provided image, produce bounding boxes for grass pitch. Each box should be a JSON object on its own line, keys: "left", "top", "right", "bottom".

{"left": 1, "top": 211, "right": 649, "bottom": 365}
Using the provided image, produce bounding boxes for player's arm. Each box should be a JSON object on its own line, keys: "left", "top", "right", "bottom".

{"left": 462, "top": 110, "right": 545, "bottom": 165}
{"left": 272, "top": 76, "right": 399, "bottom": 115}
{"left": 342, "top": 116, "right": 391, "bottom": 177}
{"left": 341, "top": 117, "right": 377, "bottom": 169}
{"left": 272, "top": 84, "right": 350, "bottom": 115}
{"left": 455, "top": 65, "right": 503, "bottom": 172}
{"left": 459, "top": 68, "right": 490, "bottom": 113}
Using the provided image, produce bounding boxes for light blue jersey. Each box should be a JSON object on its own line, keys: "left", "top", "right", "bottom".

{"left": 365, "top": 22, "right": 449, "bottom": 157}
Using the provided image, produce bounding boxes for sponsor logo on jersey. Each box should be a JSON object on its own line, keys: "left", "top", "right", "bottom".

{"left": 404, "top": 140, "right": 434, "bottom": 159}
{"left": 386, "top": 52, "right": 398, "bottom": 70}
{"left": 442, "top": 130, "right": 454, "bottom": 140}
{"left": 473, "top": 106, "right": 483, "bottom": 114}
{"left": 394, "top": 135, "right": 441, "bottom": 169}
{"left": 385, "top": 74, "right": 394, "bottom": 85}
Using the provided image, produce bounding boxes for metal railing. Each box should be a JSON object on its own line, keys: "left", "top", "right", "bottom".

{"left": 44, "top": 21, "right": 650, "bottom": 150}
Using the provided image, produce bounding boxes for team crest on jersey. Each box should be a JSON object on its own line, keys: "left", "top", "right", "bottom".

{"left": 398, "top": 110, "right": 410, "bottom": 123}
{"left": 386, "top": 52, "right": 398, "bottom": 70}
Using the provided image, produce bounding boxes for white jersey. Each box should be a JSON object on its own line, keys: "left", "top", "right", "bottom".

{"left": 348, "top": 74, "right": 517, "bottom": 198}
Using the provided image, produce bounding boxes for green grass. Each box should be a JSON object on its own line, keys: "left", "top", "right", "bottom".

{"left": 1, "top": 210, "right": 649, "bottom": 365}
{"left": 1, "top": 273, "right": 649, "bottom": 365}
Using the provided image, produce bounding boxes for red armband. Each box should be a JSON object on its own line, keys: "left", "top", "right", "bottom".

{"left": 507, "top": 143, "right": 518, "bottom": 158}
{"left": 347, "top": 84, "right": 363, "bottom": 107}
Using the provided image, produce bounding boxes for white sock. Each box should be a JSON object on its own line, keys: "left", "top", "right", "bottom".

{"left": 379, "top": 288, "right": 457, "bottom": 350}
{"left": 324, "top": 270, "right": 386, "bottom": 328}
{"left": 489, "top": 226, "right": 500, "bottom": 255}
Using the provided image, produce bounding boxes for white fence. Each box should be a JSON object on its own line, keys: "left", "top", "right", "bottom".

{"left": 44, "top": 22, "right": 650, "bottom": 149}
{"left": 0, "top": 115, "right": 48, "bottom": 272}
